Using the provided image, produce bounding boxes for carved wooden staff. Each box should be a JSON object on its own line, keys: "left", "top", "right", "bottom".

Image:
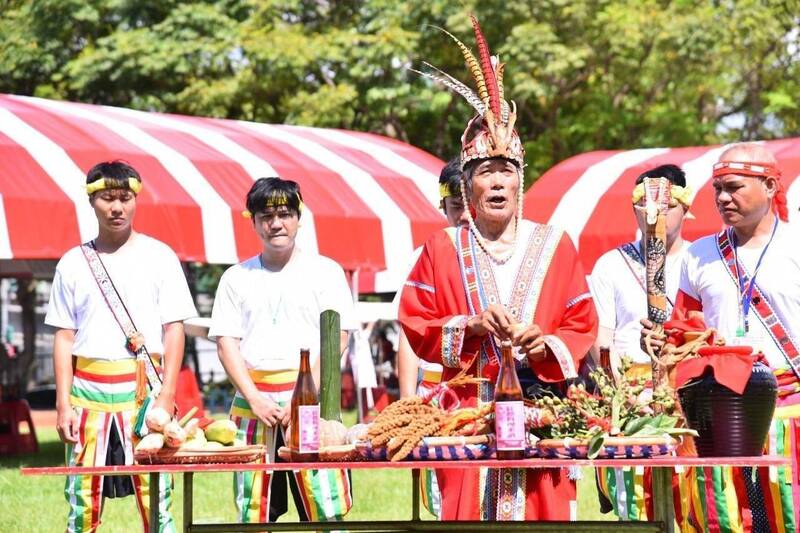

{"left": 643, "top": 177, "right": 672, "bottom": 398}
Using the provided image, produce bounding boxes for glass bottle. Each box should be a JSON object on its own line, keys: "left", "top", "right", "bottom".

{"left": 290, "top": 348, "right": 320, "bottom": 462}
{"left": 494, "top": 340, "right": 525, "bottom": 459}
{"left": 599, "top": 346, "right": 613, "bottom": 378}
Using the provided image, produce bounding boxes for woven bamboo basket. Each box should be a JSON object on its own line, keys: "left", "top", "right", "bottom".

{"left": 135, "top": 444, "right": 266, "bottom": 465}
{"left": 277, "top": 444, "right": 360, "bottom": 462}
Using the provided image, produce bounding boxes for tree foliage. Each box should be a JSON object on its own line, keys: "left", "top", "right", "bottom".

{"left": 1, "top": 0, "right": 799, "bottom": 185}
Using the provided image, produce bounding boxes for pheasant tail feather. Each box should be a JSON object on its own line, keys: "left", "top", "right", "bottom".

{"left": 470, "top": 15, "right": 501, "bottom": 117}
{"left": 431, "top": 25, "right": 488, "bottom": 103}
{"left": 409, "top": 67, "right": 486, "bottom": 115}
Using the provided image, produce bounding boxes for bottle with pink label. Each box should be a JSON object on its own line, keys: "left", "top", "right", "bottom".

{"left": 495, "top": 340, "right": 525, "bottom": 459}
{"left": 290, "top": 348, "right": 320, "bottom": 461}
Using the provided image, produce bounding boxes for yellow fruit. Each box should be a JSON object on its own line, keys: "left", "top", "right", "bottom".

{"left": 204, "top": 441, "right": 225, "bottom": 450}
{"left": 204, "top": 420, "right": 237, "bottom": 445}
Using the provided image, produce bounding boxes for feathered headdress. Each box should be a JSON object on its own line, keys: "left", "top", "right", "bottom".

{"left": 412, "top": 15, "right": 524, "bottom": 170}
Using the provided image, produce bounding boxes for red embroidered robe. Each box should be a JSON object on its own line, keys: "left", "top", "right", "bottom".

{"left": 399, "top": 221, "right": 598, "bottom": 520}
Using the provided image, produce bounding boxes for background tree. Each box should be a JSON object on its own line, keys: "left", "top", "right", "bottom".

{"left": 1, "top": 0, "right": 798, "bottom": 187}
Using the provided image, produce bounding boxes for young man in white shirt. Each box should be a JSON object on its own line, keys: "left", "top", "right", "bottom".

{"left": 209, "top": 177, "right": 356, "bottom": 525}
{"left": 588, "top": 164, "right": 693, "bottom": 521}
{"left": 643, "top": 143, "right": 800, "bottom": 530}
{"left": 590, "top": 164, "right": 692, "bottom": 372}
{"left": 45, "top": 161, "right": 197, "bottom": 533}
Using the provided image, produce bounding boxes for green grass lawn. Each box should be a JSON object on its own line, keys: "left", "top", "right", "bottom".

{"left": 0, "top": 412, "right": 611, "bottom": 531}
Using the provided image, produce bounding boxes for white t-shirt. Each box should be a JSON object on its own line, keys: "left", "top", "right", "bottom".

{"left": 590, "top": 241, "right": 689, "bottom": 363}
{"left": 45, "top": 234, "right": 197, "bottom": 359}
{"left": 680, "top": 223, "right": 800, "bottom": 369}
{"left": 208, "top": 249, "right": 357, "bottom": 371}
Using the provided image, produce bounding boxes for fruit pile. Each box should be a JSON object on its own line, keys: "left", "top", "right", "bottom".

{"left": 134, "top": 406, "right": 243, "bottom": 454}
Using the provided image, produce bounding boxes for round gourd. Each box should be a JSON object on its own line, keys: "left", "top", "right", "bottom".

{"left": 319, "top": 419, "right": 348, "bottom": 447}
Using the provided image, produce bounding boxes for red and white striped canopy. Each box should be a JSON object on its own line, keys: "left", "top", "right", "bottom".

{"left": 523, "top": 139, "right": 800, "bottom": 271}
{"left": 0, "top": 94, "right": 447, "bottom": 292}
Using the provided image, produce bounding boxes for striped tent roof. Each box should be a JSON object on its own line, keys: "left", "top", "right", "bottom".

{"left": 0, "top": 94, "right": 447, "bottom": 293}
{"left": 523, "top": 139, "right": 800, "bottom": 271}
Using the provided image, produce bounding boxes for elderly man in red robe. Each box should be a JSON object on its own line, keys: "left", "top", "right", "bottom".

{"left": 398, "top": 16, "right": 598, "bottom": 521}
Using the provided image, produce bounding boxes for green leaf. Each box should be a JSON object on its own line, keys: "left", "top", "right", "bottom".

{"left": 587, "top": 432, "right": 607, "bottom": 460}
{"left": 622, "top": 416, "right": 653, "bottom": 436}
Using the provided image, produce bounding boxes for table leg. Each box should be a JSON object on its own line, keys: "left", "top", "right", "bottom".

{"left": 183, "top": 472, "right": 193, "bottom": 533}
{"left": 149, "top": 471, "right": 160, "bottom": 533}
{"left": 412, "top": 468, "right": 421, "bottom": 522}
{"left": 651, "top": 466, "right": 674, "bottom": 533}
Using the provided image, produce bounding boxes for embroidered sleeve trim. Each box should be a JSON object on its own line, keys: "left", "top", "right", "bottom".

{"left": 566, "top": 292, "right": 592, "bottom": 309}
{"left": 544, "top": 334, "right": 577, "bottom": 379}
{"left": 404, "top": 280, "right": 435, "bottom": 294}
{"left": 442, "top": 315, "right": 469, "bottom": 368}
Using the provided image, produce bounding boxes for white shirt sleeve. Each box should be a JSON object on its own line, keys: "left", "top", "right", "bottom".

{"left": 157, "top": 249, "right": 198, "bottom": 324}
{"left": 319, "top": 261, "right": 358, "bottom": 331}
{"left": 589, "top": 255, "right": 617, "bottom": 330}
{"left": 44, "top": 267, "right": 77, "bottom": 330}
{"left": 208, "top": 268, "right": 245, "bottom": 340}
{"left": 678, "top": 248, "right": 699, "bottom": 300}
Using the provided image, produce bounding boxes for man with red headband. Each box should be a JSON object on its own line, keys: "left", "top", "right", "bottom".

{"left": 399, "top": 16, "right": 597, "bottom": 521}
{"left": 643, "top": 142, "right": 800, "bottom": 531}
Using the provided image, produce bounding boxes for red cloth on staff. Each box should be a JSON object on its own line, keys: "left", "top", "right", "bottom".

{"left": 399, "top": 223, "right": 597, "bottom": 520}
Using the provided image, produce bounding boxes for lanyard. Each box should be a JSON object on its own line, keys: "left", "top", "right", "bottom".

{"left": 731, "top": 218, "right": 779, "bottom": 335}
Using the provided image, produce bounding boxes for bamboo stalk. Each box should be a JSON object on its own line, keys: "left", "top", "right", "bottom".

{"left": 320, "top": 309, "right": 341, "bottom": 421}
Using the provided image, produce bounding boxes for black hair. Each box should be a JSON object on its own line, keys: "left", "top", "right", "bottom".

{"left": 635, "top": 164, "right": 686, "bottom": 187}
{"left": 86, "top": 160, "right": 142, "bottom": 190}
{"left": 246, "top": 177, "right": 303, "bottom": 218}
{"left": 439, "top": 156, "right": 462, "bottom": 197}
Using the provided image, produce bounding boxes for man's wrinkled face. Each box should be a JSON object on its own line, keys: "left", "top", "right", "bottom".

{"left": 469, "top": 158, "right": 520, "bottom": 225}
{"left": 90, "top": 188, "right": 136, "bottom": 234}
{"left": 442, "top": 194, "right": 468, "bottom": 227}
{"left": 253, "top": 205, "right": 299, "bottom": 253}
{"left": 713, "top": 174, "right": 774, "bottom": 227}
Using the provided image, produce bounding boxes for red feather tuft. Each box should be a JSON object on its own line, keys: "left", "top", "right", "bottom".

{"left": 470, "top": 15, "right": 501, "bottom": 118}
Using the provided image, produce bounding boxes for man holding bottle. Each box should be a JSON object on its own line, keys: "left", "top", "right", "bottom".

{"left": 209, "top": 177, "right": 356, "bottom": 526}
{"left": 399, "top": 18, "right": 597, "bottom": 520}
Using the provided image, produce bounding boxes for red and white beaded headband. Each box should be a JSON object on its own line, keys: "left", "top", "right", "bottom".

{"left": 712, "top": 161, "right": 782, "bottom": 180}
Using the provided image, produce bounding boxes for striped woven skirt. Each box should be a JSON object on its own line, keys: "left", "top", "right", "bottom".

{"left": 230, "top": 368, "right": 352, "bottom": 524}
{"left": 65, "top": 356, "right": 174, "bottom": 533}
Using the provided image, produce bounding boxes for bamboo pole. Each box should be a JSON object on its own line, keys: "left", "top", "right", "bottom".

{"left": 320, "top": 309, "right": 341, "bottom": 421}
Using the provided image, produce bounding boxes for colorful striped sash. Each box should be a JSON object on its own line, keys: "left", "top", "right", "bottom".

{"left": 69, "top": 356, "right": 160, "bottom": 413}
{"left": 716, "top": 230, "right": 800, "bottom": 378}
{"left": 230, "top": 369, "right": 298, "bottom": 418}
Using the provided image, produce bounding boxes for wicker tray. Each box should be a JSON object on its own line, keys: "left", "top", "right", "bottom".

{"left": 277, "top": 444, "right": 360, "bottom": 462}
{"left": 135, "top": 444, "right": 266, "bottom": 465}
{"left": 356, "top": 435, "right": 497, "bottom": 461}
{"left": 537, "top": 436, "right": 678, "bottom": 459}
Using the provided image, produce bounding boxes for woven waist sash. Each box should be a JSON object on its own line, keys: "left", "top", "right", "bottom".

{"left": 70, "top": 356, "right": 161, "bottom": 413}
{"left": 230, "top": 369, "right": 299, "bottom": 418}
